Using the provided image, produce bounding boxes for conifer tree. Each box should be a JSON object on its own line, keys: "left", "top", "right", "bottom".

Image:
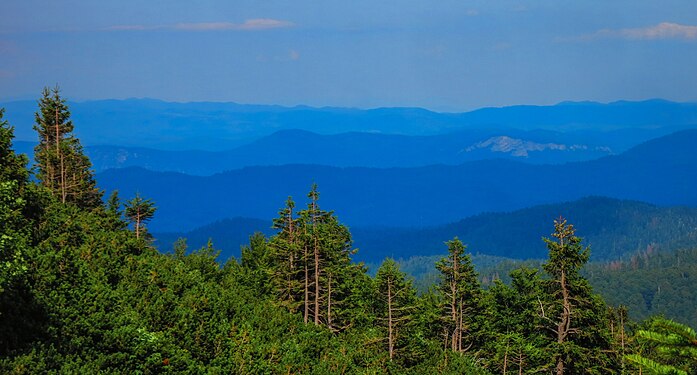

{"left": 0, "top": 108, "right": 28, "bottom": 185}
{"left": 124, "top": 193, "right": 156, "bottom": 239}
{"left": 33, "top": 86, "right": 101, "bottom": 208}
{"left": 436, "top": 237, "right": 480, "bottom": 353}
{"left": 0, "top": 108, "right": 29, "bottom": 293}
{"left": 307, "top": 183, "right": 324, "bottom": 325}
{"left": 374, "top": 258, "right": 418, "bottom": 362}
{"left": 106, "top": 190, "right": 121, "bottom": 215}
{"left": 269, "top": 196, "right": 302, "bottom": 312}
{"left": 240, "top": 232, "right": 273, "bottom": 296}
{"left": 267, "top": 185, "right": 360, "bottom": 331}
{"left": 540, "top": 218, "right": 617, "bottom": 374}
{"left": 485, "top": 268, "right": 547, "bottom": 373}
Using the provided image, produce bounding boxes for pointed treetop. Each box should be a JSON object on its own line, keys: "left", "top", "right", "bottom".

{"left": 543, "top": 217, "right": 590, "bottom": 278}
{"left": 0, "top": 108, "right": 29, "bottom": 184}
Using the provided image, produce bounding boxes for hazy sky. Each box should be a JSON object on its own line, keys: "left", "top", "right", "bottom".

{"left": 2, "top": 1, "right": 697, "bottom": 111}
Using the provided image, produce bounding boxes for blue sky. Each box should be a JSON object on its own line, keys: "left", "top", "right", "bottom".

{"left": 1, "top": 1, "right": 696, "bottom": 111}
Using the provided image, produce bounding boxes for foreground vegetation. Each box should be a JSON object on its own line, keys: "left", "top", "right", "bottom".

{"left": 1, "top": 89, "right": 696, "bottom": 374}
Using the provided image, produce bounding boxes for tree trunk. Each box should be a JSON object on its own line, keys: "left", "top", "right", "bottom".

{"left": 135, "top": 206, "right": 141, "bottom": 239}
{"left": 314, "top": 235, "right": 320, "bottom": 325}
{"left": 60, "top": 151, "right": 66, "bottom": 203}
{"left": 458, "top": 297, "right": 464, "bottom": 352}
{"left": 327, "top": 273, "right": 332, "bottom": 330}
{"left": 451, "top": 253, "right": 459, "bottom": 351}
{"left": 287, "top": 209, "right": 295, "bottom": 309}
{"left": 556, "top": 269, "right": 570, "bottom": 375}
{"left": 502, "top": 340, "right": 508, "bottom": 375}
{"left": 304, "top": 243, "right": 309, "bottom": 324}
{"left": 388, "top": 277, "right": 394, "bottom": 360}
{"left": 55, "top": 107, "right": 66, "bottom": 203}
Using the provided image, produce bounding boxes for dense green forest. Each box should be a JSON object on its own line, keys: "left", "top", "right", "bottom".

{"left": 1, "top": 89, "right": 696, "bottom": 374}
{"left": 396, "top": 244, "right": 697, "bottom": 326}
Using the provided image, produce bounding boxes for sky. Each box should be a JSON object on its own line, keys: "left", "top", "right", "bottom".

{"left": 1, "top": 1, "right": 697, "bottom": 111}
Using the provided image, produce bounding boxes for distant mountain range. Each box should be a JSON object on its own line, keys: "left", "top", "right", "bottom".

{"left": 98, "top": 129, "right": 697, "bottom": 232}
{"left": 154, "top": 196, "right": 697, "bottom": 264}
{"left": 4, "top": 98, "right": 696, "bottom": 151}
{"left": 15, "top": 128, "right": 618, "bottom": 175}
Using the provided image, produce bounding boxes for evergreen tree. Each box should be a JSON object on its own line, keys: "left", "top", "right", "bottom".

{"left": 124, "top": 193, "right": 156, "bottom": 239}
{"left": 485, "top": 268, "right": 548, "bottom": 373}
{"left": 436, "top": 237, "right": 481, "bottom": 353}
{"left": 374, "top": 258, "right": 418, "bottom": 363}
{"left": 541, "top": 218, "right": 617, "bottom": 374}
{"left": 269, "top": 197, "right": 302, "bottom": 312}
{"left": 267, "top": 185, "right": 364, "bottom": 331}
{"left": 33, "top": 86, "right": 101, "bottom": 208}
{"left": 240, "top": 232, "right": 273, "bottom": 297}
{"left": 0, "top": 108, "right": 29, "bottom": 294}
{"left": 106, "top": 190, "right": 121, "bottom": 215}
{"left": 0, "top": 108, "right": 28, "bottom": 184}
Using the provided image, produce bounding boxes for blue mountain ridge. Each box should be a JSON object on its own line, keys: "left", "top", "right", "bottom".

{"left": 153, "top": 196, "right": 697, "bottom": 264}
{"left": 97, "top": 129, "right": 697, "bottom": 233}
{"left": 4, "top": 98, "right": 696, "bottom": 151}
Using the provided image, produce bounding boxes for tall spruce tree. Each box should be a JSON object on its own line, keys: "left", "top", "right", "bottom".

{"left": 374, "top": 258, "right": 418, "bottom": 363}
{"left": 267, "top": 185, "right": 363, "bottom": 331}
{"left": 436, "top": 237, "right": 481, "bottom": 353}
{"left": 541, "top": 218, "right": 617, "bottom": 374}
{"left": 269, "top": 196, "right": 302, "bottom": 312}
{"left": 33, "top": 86, "right": 101, "bottom": 208}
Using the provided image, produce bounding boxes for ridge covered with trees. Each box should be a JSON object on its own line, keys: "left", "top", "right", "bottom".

{"left": 1, "top": 90, "right": 696, "bottom": 373}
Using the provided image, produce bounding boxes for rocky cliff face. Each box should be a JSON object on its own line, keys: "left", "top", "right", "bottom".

{"left": 465, "top": 135, "right": 611, "bottom": 157}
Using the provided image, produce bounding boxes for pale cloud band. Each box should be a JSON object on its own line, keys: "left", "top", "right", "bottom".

{"left": 587, "top": 22, "right": 697, "bottom": 41}
{"left": 105, "top": 18, "right": 294, "bottom": 32}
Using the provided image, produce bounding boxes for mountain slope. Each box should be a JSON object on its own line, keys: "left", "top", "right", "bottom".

{"left": 154, "top": 217, "right": 273, "bottom": 261}
{"left": 353, "top": 196, "right": 697, "bottom": 262}
{"left": 153, "top": 197, "right": 697, "bottom": 263}
{"left": 13, "top": 128, "right": 631, "bottom": 175}
{"left": 98, "top": 129, "right": 697, "bottom": 232}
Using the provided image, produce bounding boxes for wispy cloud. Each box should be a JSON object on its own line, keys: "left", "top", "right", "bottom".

{"left": 106, "top": 25, "right": 154, "bottom": 31}
{"left": 104, "top": 18, "right": 294, "bottom": 32}
{"left": 578, "top": 22, "right": 697, "bottom": 41}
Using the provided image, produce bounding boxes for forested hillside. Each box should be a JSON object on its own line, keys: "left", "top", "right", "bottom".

{"left": 155, "top": 196, "right": 697, "bottom": 263}
{"left": 354, "top": 196, "right": 697, "bottom": 262}
{"left": 96, "top": 130, "right": 697, "bottom": 232}
{"left": 13, "top": 128, "right": 617, "bottom": 175}
{"left": 3, "top": 92, "right": 696, "bottom": 373}
{"left": 396, "top": 246, "right": 697, "bottom": 326}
